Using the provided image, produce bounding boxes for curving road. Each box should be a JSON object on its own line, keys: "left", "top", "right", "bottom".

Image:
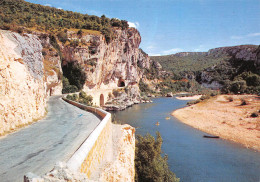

{"left": 0, "top": 96, "right": 101, "bottom": 182}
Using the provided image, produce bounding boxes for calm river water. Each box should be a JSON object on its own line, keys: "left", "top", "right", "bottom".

{"left": 111, "top": 97, "right": 260, "bottom": 182}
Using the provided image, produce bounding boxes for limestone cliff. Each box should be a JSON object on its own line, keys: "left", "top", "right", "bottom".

{"left": 99, "top": 125, "right": 135, "bottom": 182}
{"left": 60, "top": 28, "right": 154, "bottom": 107}
{"left": 0, "top": 30, "right": 62, "bottom": 135}
{"left": 200, "top": 45, "right": 260, "bottom": 89}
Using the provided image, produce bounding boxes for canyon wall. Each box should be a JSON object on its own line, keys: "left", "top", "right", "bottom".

{"left": 0, "top": 30, "right": 62, "bottom": 135}
{"left": 61, "top": 28, "right": 154, "bottom": 106}
{"left": 200, "top": 45, "right": 260, "bottom": 89}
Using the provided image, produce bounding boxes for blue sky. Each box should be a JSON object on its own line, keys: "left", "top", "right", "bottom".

{"left": 27, "top": 0, "right": 260, "bottom": 56}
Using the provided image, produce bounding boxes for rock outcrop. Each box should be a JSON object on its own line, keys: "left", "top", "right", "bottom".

{"left": 99, "top": 125, "right": 135, "bottom": 182}
{"left": 62, "top": 28, "right": 150, "bottom": 90}
{"left": 199, "top": 45, "right": 260, "bottom": 89}
{"left": 60, "top": 28, "right": 154, "bottom": 107}
{"left": 208, "top": 45, "right": 258, "bottom": 61}
{"left": 0, "top": 30, "right": 62, "bottom": 135}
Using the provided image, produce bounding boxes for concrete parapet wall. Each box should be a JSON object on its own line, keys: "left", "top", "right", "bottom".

{"left": 62, "top": 98, "right": 112, "bottom": 179}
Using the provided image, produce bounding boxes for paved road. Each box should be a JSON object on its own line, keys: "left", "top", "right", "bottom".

{"left": 0, "top": 96, "right": 101, "bottom": 182}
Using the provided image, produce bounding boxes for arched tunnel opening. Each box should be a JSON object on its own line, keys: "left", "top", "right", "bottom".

{"left": 118, "top": 78, "right": 125, "bottom": 87}
{"left": 100, "top": 94, "right": 104, "bottom": 106}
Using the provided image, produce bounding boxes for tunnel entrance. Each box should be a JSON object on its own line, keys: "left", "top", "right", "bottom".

{"left": 100, "top": 94, "right": 104, "bottom": 106}
{"left": 118, "top": 78, "right": 125, "bottom": 87}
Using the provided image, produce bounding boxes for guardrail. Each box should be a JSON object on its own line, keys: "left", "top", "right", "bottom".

{"left": 62, "top": 97, "right": 112, "bottom": 178}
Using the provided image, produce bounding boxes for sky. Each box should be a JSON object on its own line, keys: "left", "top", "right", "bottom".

{"left": 26, "top": 0, "right": 260, "bottom": 56}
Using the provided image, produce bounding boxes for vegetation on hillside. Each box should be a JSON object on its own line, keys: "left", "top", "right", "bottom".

{"left": 135, "top": 132, "right": 179, "bottom": 182}
{"left": 157, "top": 79, "right": 203, "bottom": 96}
{"left": 66, "top": 91, "right": 93, "bottom": 106}
{"left": 197, "top": 57, "right": 260, "bottom": 94}
{"left": 151, "top": 53, "right": 228, "bottom": 75}
{"left": 62, "top": 62, "right": 86, "bottom": 93}
{"left": 0, "top": 0, "right": 129, "bottom": 43}
{"left": 151, "top": 47, "right": 260, "bottom": 95}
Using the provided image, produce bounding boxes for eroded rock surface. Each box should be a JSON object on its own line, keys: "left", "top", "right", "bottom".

{"left": 0, "top": 30, "right": 62, "bottom": 135}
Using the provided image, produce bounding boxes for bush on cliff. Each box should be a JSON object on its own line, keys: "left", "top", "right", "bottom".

{"left": 66, "top": 91, "right": 93, "bottom": 106}
{"left": 135, "top": 132, "right": 179, "bottom": 182}
{"left": 78, "top": 91, "right": 93, "bottom": 106}
{"left": 62, "top": 62, "right": 86, "bottom": 91}
{"left": 62, "top": 77, "right": 78, "bottom": 94}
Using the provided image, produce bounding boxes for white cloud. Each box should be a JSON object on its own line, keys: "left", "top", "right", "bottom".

{"left": 193, "top": 45, "right": 206, "bottom": 52}
{"left": 128, "top": 21, "right": 140, "bottom": 29}
{"left": 57, "top": 7, "right": 63, "bottom": 10}
{"left": 146, "top": 45, "right": 155, "bottom": 50}
{"left": 88, "top": 10, "right": 103, "bottom": 16}
{"left": 44, "top": 4, "right": 52, "bottom": 7}
{"left": 231, "top": 35, "right": 244, "bottom": 39}
{"left": 247, "top": 32, "right": 260, "bottom": 37}
{"left": 231, "top": 32, "right": 260, "bottom": 40}
{"left": 149, "top": 53, "right": 161, "bottom": 56}
{"left": 162, "top": 48, "right": 183, "bottom": 55}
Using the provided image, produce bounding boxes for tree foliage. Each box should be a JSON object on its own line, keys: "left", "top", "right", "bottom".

{"left": 66, "top": 91, "right": 93, "bottom": 106}
{"left": 135, "top": 132, "right": 179, "bottom": 182}
{"left": 62, "top": 62, "right": 86, "bottom": 92}
{"left": 0, "top": 0, "right": 130, "bottom": 43}
{"left": 62, "top": 77, "right": 78, "bottom": 94}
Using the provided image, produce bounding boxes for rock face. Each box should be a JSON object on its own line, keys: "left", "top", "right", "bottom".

{"left": 208, "top": 45, "right": 258, "bottom": 61}
{"left": 99, "top": 125, "right": 135, "bottom": 182}
{"left": 0, "top": 30, "right": 62, "bottom": 135}
{"left": 61, "top": 28, "right": 153, "bottom": 106}
{"left": 200, "top": 45, "right": 260, "bottom": 89}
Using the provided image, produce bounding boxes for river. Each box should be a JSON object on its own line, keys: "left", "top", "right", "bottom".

{"left": 111, "top": 97, "right": 260, "bottom": 182}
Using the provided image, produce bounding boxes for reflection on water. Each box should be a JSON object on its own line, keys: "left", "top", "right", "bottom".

{"left": 111, "top": 97, "right": 260, "bottom": 182}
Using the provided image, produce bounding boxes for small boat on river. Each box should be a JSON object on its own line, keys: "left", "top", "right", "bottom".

{"left": 156, "top": 122, "right": 160, "bottom": 126}
{"left": 203, "top": 135, "right": 219, "bottom": 139}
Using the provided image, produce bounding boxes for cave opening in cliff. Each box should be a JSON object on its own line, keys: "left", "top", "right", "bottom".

{"left": 118, "top": 78, "right": 125, "bottom": 87}
{"left": 100, "top": 94, "right": 104, "bottom": 106}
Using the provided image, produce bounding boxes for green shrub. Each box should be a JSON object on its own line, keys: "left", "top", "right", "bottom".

{"left": 135, "top": 132, "right": 179, "bottom": 182}
{"left": 57, "top": 31, "right": 68, "bottom": 44}
{"left": 78, "top": 91, "right": 93, "bottom": 106}
{"left": 230, "top": 80, "right": 247, "bottom": 94}
{"left": 227, "top": 96, "right": 233, "bottom": 102}
{"left": 240, "top": 98, "right": 248, "bottom": 106}
{"left": 139, "top": 80, "right": 152, "bottom": 93}
{"left": 187, "top": 99, "right": 200, "bottom": 106}
{"left": 70, "top": 39, "right": 79, "bottom": 47}
{"left": 62, "top": 62, "right": 86, "bottom": 91}
{"left": 66, "top": 91, "right": 93, "bottom": 106}
{"left": 251, "top": 112, "right": 258, "bottom": 118}
{"left": 66, "top": 94, "right": 73, "bottom": 100}
{"left": 71, "top": 94, "right": 78, "bottom": 101}
{"left": 199, "top": 95, "right": 210, "bottom": 101}
{"left": 62, "top": 77, "right": 78, "bottom": 94}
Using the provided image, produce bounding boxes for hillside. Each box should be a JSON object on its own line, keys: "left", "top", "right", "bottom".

{"left": 0, "top": 0, "right": 128, "bottom": 43}
{"left": 151, "top": 52, "right": 228, "bottom": 76}
{"left": 151, "top": 45, "right": 260, "bottom": 94}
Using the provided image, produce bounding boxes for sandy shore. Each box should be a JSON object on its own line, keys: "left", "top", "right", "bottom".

{"left": 176, "top": 95, "right": 202, "bottom": 100}
{"left": 172, "top": 95, "right": 260, "bottom": 151}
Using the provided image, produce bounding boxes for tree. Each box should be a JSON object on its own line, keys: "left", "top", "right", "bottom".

{"left": 135, "top": 132, "right": 179, "bottom": 182}
{"left": 62, "top": 62, "right": 86, "bottom": 91}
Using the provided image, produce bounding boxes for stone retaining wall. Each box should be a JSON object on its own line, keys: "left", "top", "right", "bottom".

{"left": 62, "top": 98, "right": 112, "bottom": 178}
